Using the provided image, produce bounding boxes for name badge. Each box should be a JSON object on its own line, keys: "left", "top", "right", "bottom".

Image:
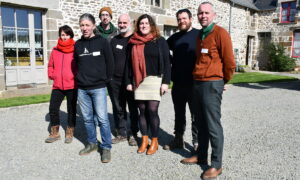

{"left": 116, "top": 44, "right": 123, "bottom": 49}
{"left": 93, "top": 51, "right": 101, "bottom": 56}
{"left": 201, "top": 48, "right": 209, "bottom": 53}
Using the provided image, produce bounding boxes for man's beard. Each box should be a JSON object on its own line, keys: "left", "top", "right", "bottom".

{"left": 178, "top": 22, "right": 192, "bottom": 31}
{"left": 119, "top": 27, "right": 130, "bottom": 34}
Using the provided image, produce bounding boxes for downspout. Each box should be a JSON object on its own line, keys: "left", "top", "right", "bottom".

{"left": 229, "top": 1, "right": 234, "bottom": 35}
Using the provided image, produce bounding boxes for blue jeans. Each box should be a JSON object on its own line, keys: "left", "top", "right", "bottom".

{"left": 78, "top": 88, "right": 112, "bottom": 150}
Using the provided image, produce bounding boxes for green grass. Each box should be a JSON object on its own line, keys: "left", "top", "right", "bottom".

{"left": 0, "top": 94, "right": 50, "bottom": 108}
{"left": 0, "top": 72, "right": 298, "bottom": 108}
{"left": 228, "top": 72, "right": 298, "bottom": 84}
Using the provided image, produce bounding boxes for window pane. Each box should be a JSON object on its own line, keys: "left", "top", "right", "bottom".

{"left": 291, "top": 2, "right": 296, "bottom": 8}
{"left": 282, "top": 3, "right": 289, "bottom": 9}
{"left": 16, "top": 9, "right": 28, "bottom": 28}
{"left": 155, "top": 0, "right": 160, "bottom": 7}
{"left": 294, "top": 48, "right": 300, "bottom": 56}
{"left": 33, "top": 11, "right": 42, "bottom": 29}
{"left": 294, "top": 41, "right": 300, "bottom": 48}
{"left": 4, "top": 48, "right": 17, "bottom": 66}
{"left": 295, "top": 32, "right": 300, "bottom": 39}
{"left": 36, "top": 48, "right": 44, "bottom": 65}
{"left": 282, "top": 9, "right": 287, "bottom": 16}
{"left": 1, "top": 7, "right": 15, "bottom": 27}
{"left": 17, "top": 29, "right": 30, "bottom": 48}
{"left": 290, "top": 15, "right": 295, "bottom": 22}
{"left": 35, "top": 30, "right": 43, "bottom": 48}
{"left": 18, "top": 48, "right": 30, "bottom": 66}
{"left": 282, "top": 15, "right": 287, "bottom": 22}
{"left": 3, "top": 27, "right": 16, "bottom": 48}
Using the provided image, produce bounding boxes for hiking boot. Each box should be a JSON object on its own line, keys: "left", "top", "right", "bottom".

{"left": 112, "top": 135, "right": 127, "bottom": 144}
{"left": 163, "top": 135, "right": 184, "bottom": 150}
{"left": 100, "top": 149, "right": 111, "bottom": 163}
{"left": 79, "top": 143, "right": 98, "bottom": 156}
{"left": 128, "top": 135, "right": 138, "bottom": 146}
{"left": 45, "top": 125, "right": 61, "bottom": 143}
{"left": 65, "top": 127, "right": 74, "bottom": 144}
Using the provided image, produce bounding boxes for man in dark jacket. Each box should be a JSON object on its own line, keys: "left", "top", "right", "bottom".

{"left": 163, "top": 9, "right": 199, "bottom": 152}
{"left": 108, "top": 14, "right": 139, "bottom": 146}
{"left": 97, "top": 7, "right": 118, "bottom": 41}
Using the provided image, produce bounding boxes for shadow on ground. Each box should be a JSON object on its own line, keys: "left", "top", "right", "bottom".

{"left": 232, "top": 80, "right": 300, "bottom": 91}
{"left": 45, "top": 104, "right": 116, "bottom": 146}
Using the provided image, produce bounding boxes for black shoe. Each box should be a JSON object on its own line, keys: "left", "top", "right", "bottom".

{"left": 163, "top": 135, "right": 184, "bottom": 150}
{"left": 128, "top": 135, "right": 138, "bottom": 146}
{"left": 79, "top": 143, "right": 98, "bottom": 156}
{"left": 112, "top": 135, "right": 127, "bottom": 144}
{"left": 100, "top": 148, "right": 111, "bottom": 163}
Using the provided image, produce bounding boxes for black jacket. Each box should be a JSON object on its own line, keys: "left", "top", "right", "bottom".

{"left": 75, "top": 35, "right": 114, "bottom": 89}
{"left": 125, "top": 36, "right": 171, "bottom": 87}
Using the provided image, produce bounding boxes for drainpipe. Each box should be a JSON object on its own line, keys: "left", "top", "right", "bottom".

{"left": 229, "top": 1, "right": 234, "bottom": 35}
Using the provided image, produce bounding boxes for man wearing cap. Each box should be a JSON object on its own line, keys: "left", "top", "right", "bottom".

{"left": 108, "top": 14, "right": 139, "bottom": 146}
{"left": 97, "top": 7, "right": 118, "bottom": 41}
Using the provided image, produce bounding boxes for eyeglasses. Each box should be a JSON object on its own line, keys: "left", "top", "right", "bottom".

{"left": 100, "top": 14, "right": 110, "bottom": 17}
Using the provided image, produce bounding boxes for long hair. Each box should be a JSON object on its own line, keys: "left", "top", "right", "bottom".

{"left": 134, "top": 14, "right": 160, "bottom": 38}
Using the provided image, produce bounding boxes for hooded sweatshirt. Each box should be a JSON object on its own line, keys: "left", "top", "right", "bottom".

{"left": 74, "top": 35, "right": 114, "bottom": 90}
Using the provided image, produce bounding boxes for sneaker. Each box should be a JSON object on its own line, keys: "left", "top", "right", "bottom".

{"left": 100, "top": 149, "right": 111, "bottom": 163}
{"left": 79, "top": 143, "right": 98, "bottom": 156}
{"left": 163, "top": 135, "right": 184, "bottom": 150}
{"left": 112, "top": 135, "right": 127, "bottom": 144}
{"left": 128, "top": 135, "right": 138, "bottom": 146}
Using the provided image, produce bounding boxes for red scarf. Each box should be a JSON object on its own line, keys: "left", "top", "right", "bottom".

{"left": 128, "top": 32, "right": 155, "bottom": 88}
{"left": 56, "top": 38, "right": 75, "bottom": 53}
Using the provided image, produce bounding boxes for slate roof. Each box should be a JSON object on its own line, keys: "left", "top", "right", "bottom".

{"left": 230, "top": 0, "right": 278, "bottom": 11}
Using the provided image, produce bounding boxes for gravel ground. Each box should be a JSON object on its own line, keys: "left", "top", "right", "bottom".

{"left": 1, "top": 80, "right": 300, "bottom": 180}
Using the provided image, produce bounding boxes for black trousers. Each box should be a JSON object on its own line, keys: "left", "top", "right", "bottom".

{"left": 171, "top": 83, "right": 198, "bottom": 144}
{"left": 107, "top": 79, "right": 139, "bottom": 136}
{"left": 49, "top": 89, "right": 77, "bottom": 127}
{"left": 193, "top": 80, "right": 224, "bottom": 169}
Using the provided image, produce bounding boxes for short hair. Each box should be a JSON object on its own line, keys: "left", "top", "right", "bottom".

{"left": 199, "top": 1, "right": 215, "bottom": 13}
{"left": 176, "top": 9, "right": 192, "bottom": 19}
{"left": 58, "top": 25, "right": 74, "bottom": 38}
{"left": 79, "top": 13, "right": 96, "bottom": 25}
{"left": 135, "top": 14, "right": 160, "bottom": 38}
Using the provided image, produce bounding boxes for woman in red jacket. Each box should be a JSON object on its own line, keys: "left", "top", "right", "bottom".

{"left": 45, "top": 25, "right": 77, "bottom": 144}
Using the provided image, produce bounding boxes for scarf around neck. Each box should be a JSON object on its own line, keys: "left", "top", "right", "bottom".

{"left": 56, "top": 38, "right": 75, "bottom": 53}
{"left": 200, "top": 23, "right": 215, "bottom": 40}
{"left": 97, "top": 22, "right": 117, "bottom": 38}
{"left": 128, "top": 32, "right": 155, "bottom": 88}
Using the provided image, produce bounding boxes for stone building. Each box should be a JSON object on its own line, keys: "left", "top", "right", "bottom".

{"left": 0, "top": 0, "right": 298, "bottom": 97}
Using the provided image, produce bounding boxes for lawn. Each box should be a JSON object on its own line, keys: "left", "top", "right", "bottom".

{"left": 228, "top": 72, "right": 298, "bottom": 84}
{"left": 0, "top": 72, "right": 298, "bottom": 108}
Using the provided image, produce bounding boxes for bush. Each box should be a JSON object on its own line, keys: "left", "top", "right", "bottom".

{"left": 268, "top": 43, "right": 296, "bottom": 72}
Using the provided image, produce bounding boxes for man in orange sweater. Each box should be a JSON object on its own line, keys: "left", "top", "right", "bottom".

{"left": 180, "top": 2, "right": 236, "bottom": 179}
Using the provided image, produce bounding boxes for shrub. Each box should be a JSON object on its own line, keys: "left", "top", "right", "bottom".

{"left": 268, "top": 43, "right": 296, "bottom": 72}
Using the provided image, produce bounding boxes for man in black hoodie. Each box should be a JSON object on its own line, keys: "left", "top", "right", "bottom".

{"left": 75, "top": 13, "right": 114, "bottom": 163}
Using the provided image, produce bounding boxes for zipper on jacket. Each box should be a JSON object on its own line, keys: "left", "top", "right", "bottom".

{"left": 61, "top": 54, "right": 64, "bottom": 90}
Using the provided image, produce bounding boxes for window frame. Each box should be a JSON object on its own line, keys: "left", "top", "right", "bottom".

{"left": 292, "top": 30, "right": 300, "bottom": 57}
{"left": 280, "top": 1, "right": 297, "bottom": 23}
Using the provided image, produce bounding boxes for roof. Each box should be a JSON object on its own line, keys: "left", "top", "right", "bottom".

{"left": 230, "top": 0, "right": 277, "bottom": 11}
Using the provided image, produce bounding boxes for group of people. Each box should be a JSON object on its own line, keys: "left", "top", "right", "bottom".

{"left": 45, "top": 1, "right": 235, "bottom": 179}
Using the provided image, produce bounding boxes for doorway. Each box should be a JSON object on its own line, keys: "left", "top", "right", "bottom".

{"left": 1, "top": 6, "right": 47, "bottom": 86}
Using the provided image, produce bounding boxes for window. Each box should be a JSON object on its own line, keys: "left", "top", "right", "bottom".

{"left": 281, "top": 1, "right": 297, "bottom": 23}
{"left": 151, "top": 0, "right": 161, "bottom": 8}
{"left": 163, "top": 25, "right": 177, "bottom": 39}
{"left": 1, "top": 7, "right": 44, "bottom": 66}
{"left": 292, "top": 30, "right": 300, "bottom": 57}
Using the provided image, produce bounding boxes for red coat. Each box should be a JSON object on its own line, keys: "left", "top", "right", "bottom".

{"left": 48, "top": 47, "right": 77, "bottom": 90}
